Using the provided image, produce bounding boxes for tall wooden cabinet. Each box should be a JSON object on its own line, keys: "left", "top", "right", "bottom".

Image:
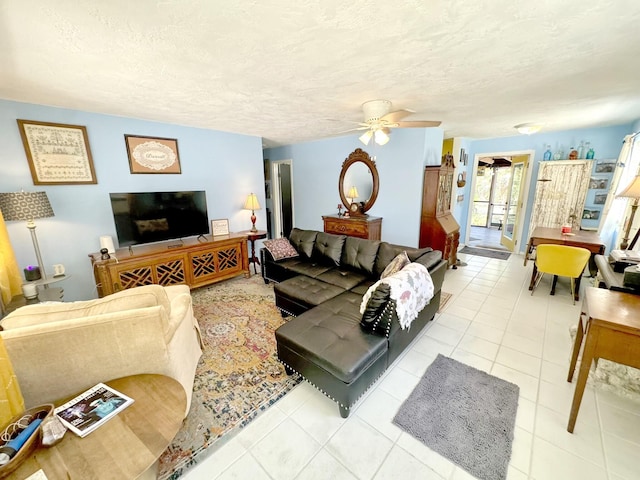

{"left": 419, "top": 161, "right": 460, "bottom": 268}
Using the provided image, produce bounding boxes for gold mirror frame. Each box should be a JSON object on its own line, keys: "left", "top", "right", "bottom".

{"left": 338, "top": 148, "right": 379, "bottom": 216}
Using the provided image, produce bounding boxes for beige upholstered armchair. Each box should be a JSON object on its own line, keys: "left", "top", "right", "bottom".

{"left": 0, "top": 284, "right": 202, "bottom": 416}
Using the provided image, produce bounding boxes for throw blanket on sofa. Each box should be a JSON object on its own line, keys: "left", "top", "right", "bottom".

{"left": 360, "top": 263, "right": 435, "bottom": 330}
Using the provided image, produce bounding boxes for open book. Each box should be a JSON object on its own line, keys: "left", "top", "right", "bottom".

{"left": 54, "top": 383, "right": 134, "bottom": 437}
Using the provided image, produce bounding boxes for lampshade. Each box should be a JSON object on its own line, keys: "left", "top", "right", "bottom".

{"left": 617, "top": 175, "right": 640, "bottom": 199}
{"left": 359, "top": 130, "right": 373, "bottom": 145}
{"left": 514, "top": 123, "right": 543, "bottom": 135}
{"left": 243, "top": 193, "right": 261, "bottom": 211}
{"left": 347, "top": 186, "right": 359, "bottom": 200}
{"left": 374, "top": 129, "right": 389, "bottom": 145}
{"left": 0, "top": 191, "right": 54, "bottom": 222}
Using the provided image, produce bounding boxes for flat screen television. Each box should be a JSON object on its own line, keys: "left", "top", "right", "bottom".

{"left": 109, "top": 191, "right": 209, "bottom": 247}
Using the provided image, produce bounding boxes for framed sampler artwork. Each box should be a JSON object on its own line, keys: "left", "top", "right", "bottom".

{"left": 211, "top": 219, "right": 230, "bottom": 236}
{"left": 16, "top": 119, "right": 97, "bottom": 185}
{"left": 124, "top": 135, "right": 181, "bottom": 174}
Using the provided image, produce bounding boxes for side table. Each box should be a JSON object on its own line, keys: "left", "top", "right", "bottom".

{"left": 566, "top": 287, "right": 640, "bottom": 432}
{"left": 10, "top": 374, "right": 186, "bottom": 479}
{"left": 238, "top": 230, "right": 268, "bottom": 274}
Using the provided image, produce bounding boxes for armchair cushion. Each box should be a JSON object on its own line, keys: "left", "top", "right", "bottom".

{"left": 1, "top": 284, "right": 171, "bottom": 329}
{"left": 289, "top": 228, "right": 318, "bottom": 259}
{"left": 313, "top": 232, "right": 346, "bottom": 266}
{"left": 341, "top": 237, "right": 380, "bottom": 274}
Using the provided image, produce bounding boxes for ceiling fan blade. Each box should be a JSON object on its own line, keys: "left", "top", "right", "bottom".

{"left": 381, "top": 109, "right": 413, "bottom": 123}
{"left": 336, "top": 126, "right": 370, "bottom": 134}
{"left": 395, "top": 120, "right": 442, "bottom": 128}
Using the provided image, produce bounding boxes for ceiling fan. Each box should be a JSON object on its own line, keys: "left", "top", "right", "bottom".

{"left": 343, "top": 100, "right": 442, "bottom": 146}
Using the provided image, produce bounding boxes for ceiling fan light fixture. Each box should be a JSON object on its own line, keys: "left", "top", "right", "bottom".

{"left": 515, "top": 123, "right": 543, "bottom": 135}
{"left": 359, "top": 130, "right": 373, "bottom": 145}
{"left": 374, "top": 129, "right": 389, "bottom": 145}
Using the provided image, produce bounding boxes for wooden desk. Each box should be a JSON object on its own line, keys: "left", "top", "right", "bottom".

{"left": 525, "top": 227, "right": 605, "bottom": 300}
{"left": 12, "top": 374, "right": 186, "bottom": 479}
{"left": 238, "top": 230, "right": 268, "bottom": 274}
{"left": 567, "top": 288, "right": 640, "bottom": 432}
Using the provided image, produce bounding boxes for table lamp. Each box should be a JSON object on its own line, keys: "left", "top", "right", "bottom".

{"left": 0, "top": 191, "right": 54, "bottom": 279}
{"left": 243, "top": 193, "right": 261, "bottom": 233}
{"left": 347, "top": 186, "right": 359, "bottom": 205}
{"left": 616, "top": 175, "right": 640, "bottom": 250}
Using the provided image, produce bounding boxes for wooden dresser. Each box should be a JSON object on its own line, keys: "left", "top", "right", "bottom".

{"left": 89, "top": 233, "right": 249, "bottom": 297}
{"left": 322, "top": 214, "right": 382, "bottom": 240}
{"left": 419, "top": 162, "right": 460, "bottom": 268}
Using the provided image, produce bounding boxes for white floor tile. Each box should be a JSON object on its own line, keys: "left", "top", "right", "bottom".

{"left": 290, "top": 390, "right": 348, "bottom": 445}
{"left": 530, "top": 436, "right": 607, "bottom": 480}
{"left": 457, "top": 333, "right": 500, "bottom": 361}
{"left": 326, "top": 416, "right": 394, "bottom": 480}
{"left": 495, "top": 345, "right": 541, "bottom": 377}
{"left": 373, "top": 445, "right": 443, "bottom": 480}
{"left": 215, "top": 452, "right": 271, "bottom": 480}
{"left": 251, "top": 418, "right": 321, "bottom": 480}
{"left": 396, "top": 432, "right": 456, "bottom": 479}
{"left": 602, "top": 432, "right": 640, "bottom": 480}
{"left": 356, "top": 388, "right": 404, "bottom": 441}
{"left": 188, "top": 437, "right": 247, "bottom": 480}
{"left": 296, "top": 450, "right": 358, "bottom": 480}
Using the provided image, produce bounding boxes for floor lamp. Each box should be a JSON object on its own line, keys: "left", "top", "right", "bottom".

{"left": 617, "top": 175, "right": 640, "bottom": 250}
{"left": 0, "top": 191, "right": 54, "bottom": 280}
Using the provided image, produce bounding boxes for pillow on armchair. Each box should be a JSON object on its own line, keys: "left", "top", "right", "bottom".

{"left": 360, "top": 283, "right": 396, "bottom": 337}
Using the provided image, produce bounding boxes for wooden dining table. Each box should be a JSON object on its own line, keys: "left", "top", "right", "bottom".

{"left": 525, "top": 226, "right": 606, "bottom": 300}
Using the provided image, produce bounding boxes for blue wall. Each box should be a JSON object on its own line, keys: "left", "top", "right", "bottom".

{"left": 0, "top": 100, "right": 264, "bottom": 301}
{"left": 456, "top": 124, "right": 633, "bottom": 252}
{"left": 266, "top": 127, "right": 444, "bottom": 247}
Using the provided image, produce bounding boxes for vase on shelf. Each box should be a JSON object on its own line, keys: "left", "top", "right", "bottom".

{"left": 569, "top": 147, "right": 578, "bottom": 160}
{"left": 577, "top": 141, "right": 585, "bottom": 159}
{"left": 553, "top": 148, "right": 564, "bottom": 160}
{"left": 543, "top": 145, "right": 552, "bottom": 160}
{"left": 586, "top": 147, "right": 595, "bottom": 159}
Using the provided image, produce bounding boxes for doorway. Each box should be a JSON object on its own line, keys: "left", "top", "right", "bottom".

{"left": 270, "top": 159, "right": 294, "bottom": 239}
{"left": 465, "top": 150, "right": 534, "bottom": 253}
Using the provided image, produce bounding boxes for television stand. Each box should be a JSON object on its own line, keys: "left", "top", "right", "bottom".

{"left": 89, "top": 233, "right": 249, "bottom": 297}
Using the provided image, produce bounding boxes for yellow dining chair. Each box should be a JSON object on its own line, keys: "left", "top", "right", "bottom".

{"left": 531, "top": 244, "right": 591, "bottom": 304}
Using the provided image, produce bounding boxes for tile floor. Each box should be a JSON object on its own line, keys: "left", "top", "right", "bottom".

{"left": 183, "top": 252, "right": 640, "bottom": 480}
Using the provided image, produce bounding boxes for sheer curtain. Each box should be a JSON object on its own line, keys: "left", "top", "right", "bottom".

{"left": 0, "top": 210, "right": 22, "bottom": 312}
{"left": 599, "top": 134, "right": 640, "bottom": 252}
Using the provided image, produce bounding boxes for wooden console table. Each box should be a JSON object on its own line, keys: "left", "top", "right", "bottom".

{"left": 322, "top": 214, "right": 382, "bottom": 240}
{"left": 89, "top": 234, "right": 249, "bottom": 297}
{"left": 11, "top": 374, "right": 186, "bottom": 479}
{"left": 567, "top": 288, "right": 640, "bottom": 432}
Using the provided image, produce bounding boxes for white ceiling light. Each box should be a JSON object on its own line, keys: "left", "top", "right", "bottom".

{"left": 515, "top": 123, "right": 543, "bottom": 135}
{"left": 359, "top": 130, "right": 373, "bottom": 145}
{"left": 359, "top": 128, "right": 390, "bottom": 146}
{"left": 374, "top": 129, "right": 389, "bottom": 145}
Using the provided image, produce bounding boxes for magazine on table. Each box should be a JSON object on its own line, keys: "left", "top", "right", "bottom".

{"left": 54, "top": 383, "right": 134, "bottom": 437}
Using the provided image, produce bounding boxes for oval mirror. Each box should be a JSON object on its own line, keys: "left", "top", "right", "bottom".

{"left": 338, "top": 148, "right": 379, "bottom": 216}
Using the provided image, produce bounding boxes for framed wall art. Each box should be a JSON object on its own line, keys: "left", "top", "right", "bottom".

{"left": 211, "top": 219, "right": 230, "bottom": 236}
{"left": 125, "top": 135, "right": 181, "bottom": 174}
{"left": 17, "top": 119, "right": 97, "bottom": 185}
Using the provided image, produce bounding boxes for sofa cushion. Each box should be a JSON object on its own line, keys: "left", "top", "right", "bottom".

{"left": 286, "top": 262, "right": 333, "bottom": 278}
{"left": 341, "top": 237, "right": 380, "bottom": 275}
{"left": 316, "top": 268, "right": 368, "bottom": 290}
{"left": 263, "top": 238, "right": 299, "bottom": 261}
{"left": 289, "top": 228, "right": 318, "bottom": 259}
{"left": 313, "top": 232, "right": 346, "bottom": 266}
{"left": 374, "top": 242, "right": 434, "bottom": 277}
{"left": 275, "top": 276, "right": 345, "bottom": 308}
{"left": 381, "top": 251, "right": 410, "bottom": 279}
{"left": 1, "top": 284, "right": 171, "bottom": 329}
{"left": 275, "top": 291, "right": 387, "bottom": 384}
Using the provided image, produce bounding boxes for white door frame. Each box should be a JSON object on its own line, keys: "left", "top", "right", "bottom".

{"left": 465, "top": 149, "right": 535, "bottom": 254}
{"left": 271, "top": 159, "right": 294, "bottom": 239}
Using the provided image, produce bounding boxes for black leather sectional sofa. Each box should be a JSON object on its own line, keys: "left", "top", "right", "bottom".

{"left": 261, "top": 228, "right": 447, "bottom": 417}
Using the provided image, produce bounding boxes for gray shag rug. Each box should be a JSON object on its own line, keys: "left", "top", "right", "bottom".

{"left": 459, "top": 246, "right": 511, "bottom": 260}
{"left": 393, "top": 354, "right": 519, "bottom": 480}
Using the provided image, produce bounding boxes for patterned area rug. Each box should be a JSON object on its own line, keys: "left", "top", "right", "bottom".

{"left": 158, "top": 274, "right": 301, "bottom": 479}
{"left": 438, "top": 291, "right": 453, "bottom": 313}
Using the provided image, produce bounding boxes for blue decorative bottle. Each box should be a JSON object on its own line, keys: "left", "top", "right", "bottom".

{"left": 586, "top": 147, "right": 595, "bottom": 159}
{"left": 543, "top": 145, "right": 552, "bottom": 160}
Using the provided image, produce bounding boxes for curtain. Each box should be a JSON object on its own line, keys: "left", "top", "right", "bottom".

{"left": 0, "top": 335, "right": 24, "bottom": 427}
{"left": 599, "top": 134, "right": 639, "bottom": 252}
{"left": 0, "top": 211, "right": 22, "bottom": 310}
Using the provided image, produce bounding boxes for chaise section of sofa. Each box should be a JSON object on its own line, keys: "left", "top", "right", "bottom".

{"left": 0, "top": 284, "right": 202, "bottom": 416}
{"left": 261, "top": 228, "right": 446, "bottom": 416}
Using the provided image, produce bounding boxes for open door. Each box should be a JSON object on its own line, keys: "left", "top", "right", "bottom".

{"left": 271, "top": 160, "right": 294, "bottom": 238}
{"left": 500, "top": 155, "right": 527, "bottom": 251}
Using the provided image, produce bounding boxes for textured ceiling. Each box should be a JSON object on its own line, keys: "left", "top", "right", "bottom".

{"left": 1, "top": 0, "right": 640, "bottom": 147}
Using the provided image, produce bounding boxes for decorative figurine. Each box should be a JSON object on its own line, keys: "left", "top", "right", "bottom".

{"left": 337, "top": 203, "right": 343, "bottom": 217}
